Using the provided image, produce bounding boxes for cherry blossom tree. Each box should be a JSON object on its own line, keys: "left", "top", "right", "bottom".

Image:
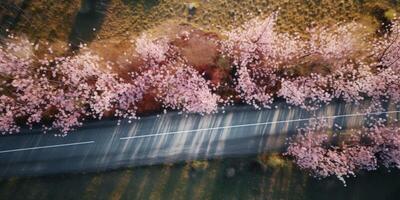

{"left": 222, "top": 13, "right": 305, "bottom": 108}
{"left": 369, "top": 125, "right": 400, "bottom": 169}
{"left": 0, "top": 38, "right": 43, "bottom": 134}
{"left": 135, "top": 34, "right": 171, "bottom": 68}
{"left": 307, "top": 22, "right": 371, "bottom": 66}
{"left": 150, "top": 65, "right": 220, "bottom": 114}
{"left": 221, "top": 13, "right": 383, "bottom": 111}
{"left": 0, "top": 39, "right": 147, "bottom": 134}
{"left": 287, "top": 120, "right": 400, "bottom": 186}
{"left": 279, "top": 73, "right": 332, "bottom": 110}
{"left": 135, "top": 34, "right": 220, "bottom": 114}
{"left": 371, "top": 18, "right": 400, "bottom": 104}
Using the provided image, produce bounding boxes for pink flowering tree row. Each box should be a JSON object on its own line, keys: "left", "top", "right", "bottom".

{"left": 0, "top": 42, "right": 146, "bottom": 134}
{"left": 286, "top": 120, "right": 400, "bottom": 185}
{"left": 222, "top": 13, "right": 400, "bottom": 111}
{"left": 0, "top": 34, "right": 221, "bottom": 134}
{"left": 2, "top": 13, "right": 400, "bottom": 134}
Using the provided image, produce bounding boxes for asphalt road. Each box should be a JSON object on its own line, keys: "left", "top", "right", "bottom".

{"left": 0, "top": 101, "right": 399, "bottom": 178}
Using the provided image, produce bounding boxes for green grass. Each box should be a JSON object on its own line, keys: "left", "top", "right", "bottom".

{"left": 0, "top": 155, "right": 400, "bottom": 200}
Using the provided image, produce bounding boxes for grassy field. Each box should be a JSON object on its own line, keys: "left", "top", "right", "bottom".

{"left": 2, "top": 0, "right": 398, "bottom": 41}
{"left": 0, "top": 154, "right": 400, "bottom": 200}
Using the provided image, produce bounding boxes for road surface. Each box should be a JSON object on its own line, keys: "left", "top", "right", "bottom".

{"left": 0, "top": 101, "right": 399, "bottom": 178}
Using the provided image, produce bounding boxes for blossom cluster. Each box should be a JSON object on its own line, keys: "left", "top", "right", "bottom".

{"left": 222, "top": 13, "right": 305, "bottom": 108}
{"left": 134, "top": 34, "right": 220, "bottom": 114}
{"left": 286, "top": 121, "right": 400, "bottom": 185}
{"left": 1, "top": 43, "right": 144, "bottom": 134}
{"left": 222, "top": 14, "right": 400, "bottom": 111}
{"left": 0, "top": 34, "right": 220, "bottom": 134}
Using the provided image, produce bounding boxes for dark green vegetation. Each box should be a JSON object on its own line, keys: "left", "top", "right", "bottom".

{"left": 0, "top": 155, "right": 399, "bottom": 200}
